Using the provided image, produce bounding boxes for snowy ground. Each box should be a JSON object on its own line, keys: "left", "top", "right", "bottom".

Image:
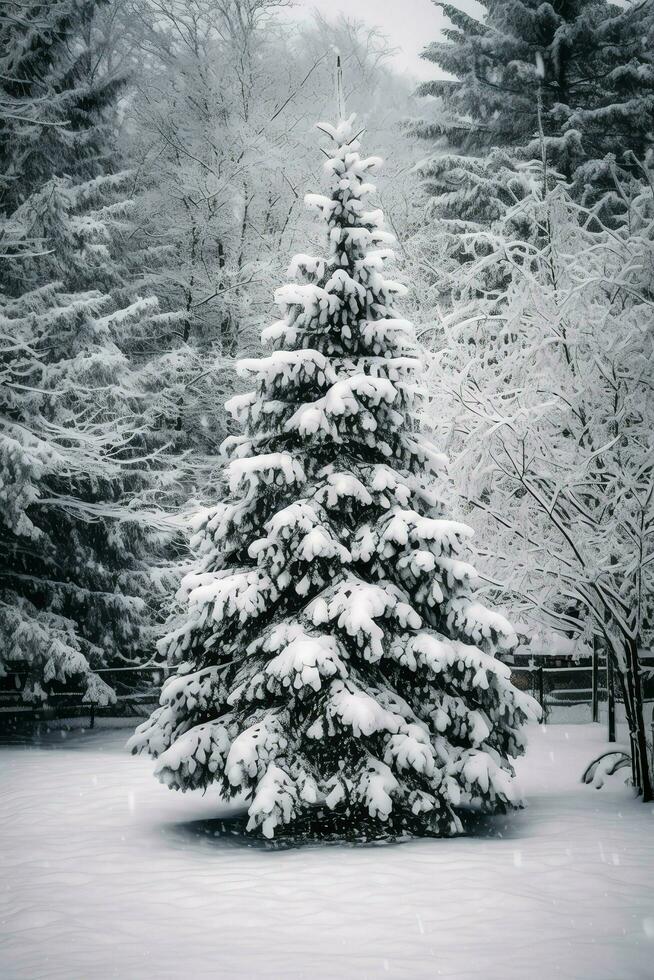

{"left": 1, "top": 723, "right": 653, "bottom": 980}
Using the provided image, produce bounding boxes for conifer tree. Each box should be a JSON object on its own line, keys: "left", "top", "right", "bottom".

{"left": 129, "top": 114, "right": 537, "bottom": 840}
{"left": 0, "top": 1, "right": 179, "bottom": 703}
{"left": 0, "top": 0, "right": 124, "bottom": 211}
{"left": 0, "top": 177, "right": 177, "bottom": 704}
{"left": 417, "top": 1, "right": 654, "bottom": 212}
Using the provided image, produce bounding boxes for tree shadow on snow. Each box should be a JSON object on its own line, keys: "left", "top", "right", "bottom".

{"left": 461, "top": 807, "right": 530, "bottom": 841}
{"left": 159, "top": 815, "right": 415, "bottom": 852}
{"left": 158, "top": 807, "right": 528, "bottom": 853}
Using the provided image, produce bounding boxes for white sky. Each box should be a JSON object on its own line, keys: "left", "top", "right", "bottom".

{"left": 289, "top": 0, "right": 481, "bottom": 81}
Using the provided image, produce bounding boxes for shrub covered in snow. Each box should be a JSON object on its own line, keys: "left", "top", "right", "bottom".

{"left": 129, "top": 115, "right": 538, "bottom": 839}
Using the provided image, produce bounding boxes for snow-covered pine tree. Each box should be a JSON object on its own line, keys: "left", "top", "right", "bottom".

{"left": 0, "top": 0, "right": 124, "bottom": 212}
{"left": 0, "top": 1, "right": 181, "bottom": 705}
{"left": 129, "top": 115, "right": 537, "bottom": 840}
{"left": 416, "top": 0, "right": 654, "bottom": 215}
{"left": 410, "top": 1, "right": 654, "bottom": 368}
{"left": 0, "top": 173, "right": 177, "bottom": 706}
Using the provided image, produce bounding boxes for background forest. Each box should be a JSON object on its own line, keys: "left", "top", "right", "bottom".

{"left": 1, "top": 0, "right": 653, "bottom": 795}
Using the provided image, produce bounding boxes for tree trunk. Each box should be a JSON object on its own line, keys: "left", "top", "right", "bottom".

{"left": 618, "top": 638, "right": 652, "bottom": 801}
{"left": 591, "top": 636, "right": 599, "bottom": 723}
{"left": 606, "top": 651, "right": 616, "bottom": 743}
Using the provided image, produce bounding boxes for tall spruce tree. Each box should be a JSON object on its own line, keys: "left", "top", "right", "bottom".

{"left": 129, "top": 114, "right": 537, "bottom": 840}
{"left": 0, "top": 0, "right": 124, "bottom": 211}
{"left": 0, "top": 1, "right": 178, "bottom": 704}
{"left": 417, "top": 1, "right": 654, "bottom": 217}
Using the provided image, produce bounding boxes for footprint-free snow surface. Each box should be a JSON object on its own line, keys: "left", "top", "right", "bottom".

{"left": 1, "top": 722, "right": 652, "bottom": 979}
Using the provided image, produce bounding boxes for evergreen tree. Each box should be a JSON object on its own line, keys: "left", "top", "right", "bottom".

{"left": 129, "top": 115, "right": 537, "bottom": 840}
{"left": 0, "top": 1, "right": 179, "bottom": 704}
{"left": 409, "top": 0, "right": 654, "bottom": 349}
{"left": 0, "top": 0, "right": 124, "bottom": 212}
{"left": 417, "top": 1, "right": 654, "bottom": 216}
{"left": 419, "top": 0, "right": 654, "bottom": 170}
{"left": 0, "top": 173, "right": 177, "bottom": 704}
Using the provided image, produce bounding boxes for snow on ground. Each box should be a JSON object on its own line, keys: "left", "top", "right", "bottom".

{"left": 1, "top": 722, "right": 653, "bottom": 980}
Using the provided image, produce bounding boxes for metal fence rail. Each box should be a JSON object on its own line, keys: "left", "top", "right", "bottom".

{"left": 2, "top": 662, "right": 652, "bottom": 735}
{"left": 0, "top": 665, "right": 164, "bottom": 732}
{"left": 509, "top": 662, "right": 638, "bottom": 737}
{"left": 511, "top": 664, "right": 597, "bottom": 705}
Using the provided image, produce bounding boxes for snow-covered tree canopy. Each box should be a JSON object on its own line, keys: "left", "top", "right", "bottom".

{"left": 0, "top": 2, "right": 179, "bottom": 705}
{"left": 0, "top": 0, "right": 125, "bottom": 212}
{"left": 0, "top": 172, "right": 172, "bottom": 706}
{"left": 417, "top": 0, "right": 654, "bottom": 189}
{"left": 423, "top": 173, "right": 654, "bottom": 800}
{"left": 129, "top": 114, "right": 538, "bottom": 840}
